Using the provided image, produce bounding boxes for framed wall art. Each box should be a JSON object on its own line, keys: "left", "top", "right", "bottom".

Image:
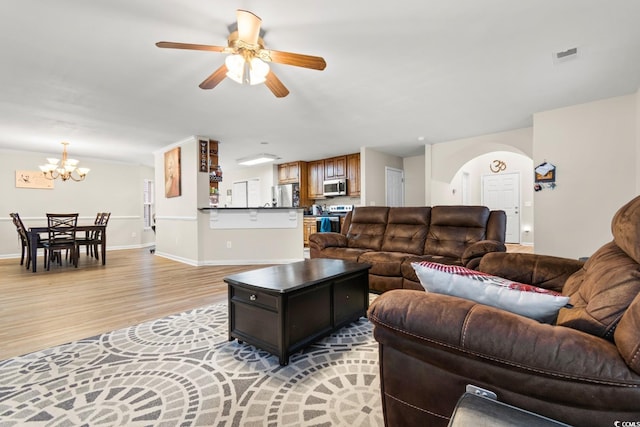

{"left": 15, "top": 170, "right": 54, "bottom": 189}
{"left": 164, "top": 147, "right": 181, "bottom": 198}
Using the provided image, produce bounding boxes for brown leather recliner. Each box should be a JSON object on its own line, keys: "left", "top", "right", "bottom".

{"left": 368, "top": 195, "right": 640, "bottom": 427}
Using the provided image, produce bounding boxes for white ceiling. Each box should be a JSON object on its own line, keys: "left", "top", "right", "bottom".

{"left": 2, "top": 1, "right": 640, "bottom": 167}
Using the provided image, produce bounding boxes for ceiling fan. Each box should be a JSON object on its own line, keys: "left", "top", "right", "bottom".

{"left": 156, "top": 9, "right": 326, "bottom": 98}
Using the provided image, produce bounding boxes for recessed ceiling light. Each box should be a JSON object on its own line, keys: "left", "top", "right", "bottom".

{"left": 417, "top": 136, "right": 425, "bottom": 141}
{"left": 260, "top": 141, "right": 269, "bottom": 145}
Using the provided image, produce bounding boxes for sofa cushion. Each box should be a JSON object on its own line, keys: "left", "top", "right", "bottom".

{"left": 319, "top": 247, "right": 372, "bottom": 263}
{"left": 380, "top": 207, "right": 431, "bottom": 255}
{"left": 412, "top": 261, "right": 571, "bottom": 322}
{"left": 424, "top": 206, "right": 490, "bottom": 258}
{"left": 360, "top": 251, "right": 414, "bottom": 277}
{"left": 346, "top": 207, "right": 389, "bottom": 250}
{"left": 615, "top": 293, "right": 640, "bottom": 374}
{"left": 401, "top": 255, "right": 462, "bottom": 284}
{"left": 556, "top": 241, "right": 640, "bottom": 340}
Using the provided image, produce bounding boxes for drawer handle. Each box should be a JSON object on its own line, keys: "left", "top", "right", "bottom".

{"left": 250, "top": 294, "right": 257, "bottom": 301}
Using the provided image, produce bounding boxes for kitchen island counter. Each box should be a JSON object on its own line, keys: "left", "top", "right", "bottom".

{"left": 195, "top": 207, "right": 304, "bottom": 265}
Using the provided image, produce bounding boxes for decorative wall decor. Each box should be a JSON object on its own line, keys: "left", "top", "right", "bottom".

{"left": 534, "top": 161, "right": 556, "bottom": 191}
{"left": 490, "top": 160, "right": 507, "bottom": 173}
{"left": 198, "top": 139, "right": 209, "bottom": 172}
{"left": 15, "top": 170, "right": 54, "bottom": 189}
{"left": 164, "top": 147, "right": 181, "bottom": 198}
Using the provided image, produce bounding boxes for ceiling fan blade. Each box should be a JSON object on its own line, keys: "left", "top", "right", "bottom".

{"left": 156, "top": 41, "right": 227, "bottom": 52}
{"left": 236, "top": 9, "right": 261, "bottom": 45}
{"left": 263, "top": 50, "right": 326, "bottom": 70}
{"left": 265, "top": 71, "right": 289, "bottom": 98}
{"left": 199, "top": 64, "right": 228, "bottom": 89}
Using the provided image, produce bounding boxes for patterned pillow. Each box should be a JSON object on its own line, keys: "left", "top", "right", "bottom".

{"left": 412, "top": 261, "right": 571, "bottom": 323}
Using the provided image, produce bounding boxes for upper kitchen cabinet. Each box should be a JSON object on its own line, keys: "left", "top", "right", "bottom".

{"left": 307, "top": 160, "right": 325, "bottom": 199}
{"left": 278, "top": 161, "right": 302, "bottom": 184}
{"left": 324, "top": 156, "right": 347, "bottom": 180}
{"left": 277, "top": 161, "right": 311, "bottom": 207}
{"left": 347, "top": 153, "right": 360, "bottom": 197}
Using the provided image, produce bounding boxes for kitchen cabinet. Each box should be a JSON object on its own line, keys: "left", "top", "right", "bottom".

{"left": 277, "top": 161, "right": 311, "bottom": 208}
{"left": 303, "top": 217, "right": 317, "bottom": 247}
{"left": 278, "top": 162, "right": 301, "bottom": 184}
{"left": 324, "top": 156, "right": 347, "bottom": 180}
{"left": 347, "top": 153, "right": 360, "bottom": 197}
{"left": 307, "top": 160, "right": 325, "bottom": 199}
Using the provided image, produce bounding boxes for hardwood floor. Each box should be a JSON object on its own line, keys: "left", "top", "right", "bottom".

{"left": 1, "top": 245, "right": 533, "bottom": 361}
{"left": 0, "top": 249, "right": 260, "bottom": 361}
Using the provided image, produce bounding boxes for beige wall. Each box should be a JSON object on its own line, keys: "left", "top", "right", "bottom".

{"left": 153, "top": 137, "right": 201, "bottom": 264}
{"left": 361, "top": 147, "right": 403, "bottom": 206}
{"left": 452, "top": 152, "right": 534, "bottom": 245}
{"left": 0, "top": 148, "right": 154, "bottom": 258}
{"left": 533, "top": 93, "right": 638, "bottom": 259}
{"left": 403, "top": 155, "right": 426, "bottom": 206}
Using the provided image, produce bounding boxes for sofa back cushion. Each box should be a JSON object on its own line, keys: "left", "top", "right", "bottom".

{"left": 381, "top": 207, "right": 431, "bottom": 255}
{"left": 557, "top": 242, "right": 640, "bottom": 340}
{"left": 424, "top": 206, "right": 490, "bottom": 258}
{"left": 346, "top": 207, "right": 389, "bottom": 250}
{"left": 557, "top": 195, "right": 640, "bottom": 342}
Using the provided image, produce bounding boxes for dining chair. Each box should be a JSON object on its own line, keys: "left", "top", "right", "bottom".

{"left": 76, "top": 212, "right": 110, "bottom": 261}
{"left": 9, "top": 213, "right": 34, "bottom": 269}
{"left": 42, "top": 213, "right": 79, "bottom": 270}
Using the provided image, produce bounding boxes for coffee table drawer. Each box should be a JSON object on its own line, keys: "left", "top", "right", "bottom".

{"left": 232, "top": 302, "right": 279, "bottom": 347}
{"left": 231, "top": 287, "right": 278, "bottom": 310}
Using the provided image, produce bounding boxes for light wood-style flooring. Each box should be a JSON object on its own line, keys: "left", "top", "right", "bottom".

{"left": 0, "top": 245, "right": 533, "bottom": 362}
{"left": 0, "top": 249, "right": 259, "bottom": 361}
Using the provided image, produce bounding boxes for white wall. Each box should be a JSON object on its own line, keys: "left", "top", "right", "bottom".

{"left": 362, "top": 147, "right": 403, "bottom": 206}
{"left": 0, "top": 148, "right": 154, "bottom": 258}
{"left": 217, "top": 161, "right": 277, "bottom": 208}
{"left": 403, "top": 155, "right": 426, "bottom": 206}
{"left": 533, "top": 94, "right": 638, "bottom": 259}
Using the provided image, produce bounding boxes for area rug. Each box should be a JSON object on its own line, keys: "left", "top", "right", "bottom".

{"left": 0, "top": 302, "right": 383, "bottom": 427}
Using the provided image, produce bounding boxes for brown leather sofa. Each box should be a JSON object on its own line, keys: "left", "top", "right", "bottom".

{"left": 367, "top": 195, "right": 640, "bottom": 427}
{"left": 309, "top": 206, "right": 507, "bottom": 293}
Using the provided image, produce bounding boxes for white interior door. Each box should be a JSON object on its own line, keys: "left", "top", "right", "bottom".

{"left": 232, "top": 181, "right": 248, "bottom": 208}
{"left": 482, "top": 172, "right": 520, "bottom": 243}
{"left": 385, "top": 167, "right": 404, "bottom": 207}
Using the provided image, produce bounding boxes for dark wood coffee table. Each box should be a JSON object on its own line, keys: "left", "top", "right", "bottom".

{"left": 224, "top": 258, "right": 371, "bottom": 365}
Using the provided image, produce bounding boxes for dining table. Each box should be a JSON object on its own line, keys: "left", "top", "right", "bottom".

{"left": 27, "top": 224, "right": 107, "bottom": 272}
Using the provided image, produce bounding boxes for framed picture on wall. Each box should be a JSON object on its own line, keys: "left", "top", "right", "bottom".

{"left": 164, "top": 147, "right": 181, "bottom": 198}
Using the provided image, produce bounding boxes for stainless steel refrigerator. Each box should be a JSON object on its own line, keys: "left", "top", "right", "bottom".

{"left": 272, "top": 183, "right": 300, "bottom": 207}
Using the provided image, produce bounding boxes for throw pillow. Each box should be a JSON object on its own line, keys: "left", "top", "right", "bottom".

{"left": 411, "top": 261, "right": 571, "bottom": 323}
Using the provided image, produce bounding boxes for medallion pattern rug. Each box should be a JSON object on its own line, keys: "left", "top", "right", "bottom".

{"left": 0, "top": 302, "right": 383, "bottom": 426}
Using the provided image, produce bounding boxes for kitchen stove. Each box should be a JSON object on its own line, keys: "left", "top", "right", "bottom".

{"left": 327, "top": 205, "right": 354, "bottom": 214}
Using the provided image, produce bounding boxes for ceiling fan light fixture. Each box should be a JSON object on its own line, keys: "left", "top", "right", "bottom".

{"left": 225, "top": 55, "right": 269, "bottom": 86}
{"left": 237, "top": 153, "right": 279, "bottom": 166}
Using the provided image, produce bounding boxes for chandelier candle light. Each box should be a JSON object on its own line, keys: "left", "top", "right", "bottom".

{"left": 39, "top": 142, "right": 90, "bottom": 182}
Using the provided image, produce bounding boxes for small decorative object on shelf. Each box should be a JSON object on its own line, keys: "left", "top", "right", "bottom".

{"left": 210, "top": 165, "right": 223, "bottom": 182}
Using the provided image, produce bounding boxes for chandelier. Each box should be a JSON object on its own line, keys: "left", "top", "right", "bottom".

{"left": 39, "top": 142, "right": 90, "bottom": 182}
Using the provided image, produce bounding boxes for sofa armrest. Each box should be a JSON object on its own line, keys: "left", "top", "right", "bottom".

{"left": 461, "top": 240, "right": 507, "bottom": 269}
{"left": 478, "top": 252, "right": 584, "bottom": 293}
{"left": 368, "top": 290, "right": 635, "bottom": 390}
{"left": 309, "top": 232, "right": 347, "bottom": 255}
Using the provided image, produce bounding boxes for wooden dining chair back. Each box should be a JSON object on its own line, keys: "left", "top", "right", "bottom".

{"left": 43, "top": 213, "right": 79, "bottom": 269}
{"left": 76, "top": 212, "right": 110, "bottom": 261}
{"left": 9, "top": 213, "right": 30, "bottom": 268}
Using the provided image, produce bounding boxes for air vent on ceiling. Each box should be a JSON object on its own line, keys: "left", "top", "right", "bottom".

{"left": 553, "top": 47, "right": 579, "bottom": 64}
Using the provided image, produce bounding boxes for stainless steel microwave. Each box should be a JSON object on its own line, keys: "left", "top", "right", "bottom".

{"left": 323, "top": 179, "right": 347, "bottom": 197}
